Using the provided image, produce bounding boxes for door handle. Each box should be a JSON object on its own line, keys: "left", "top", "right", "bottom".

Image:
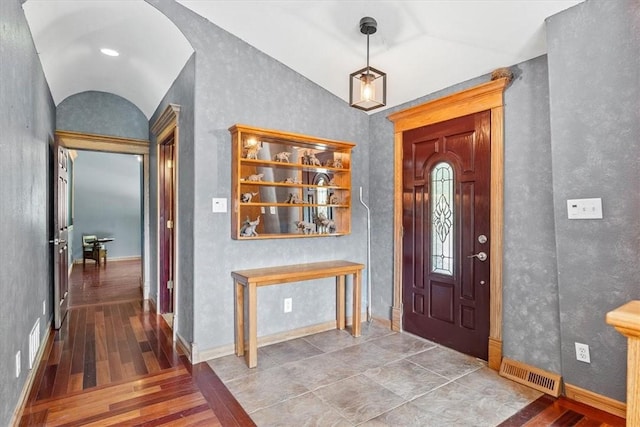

{"left": 467, "top": 251, "right": 487, "bottom": 261}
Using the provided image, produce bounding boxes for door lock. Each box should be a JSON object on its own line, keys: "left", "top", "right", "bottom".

{"left": 478, "top": 234, "right": 487, "bottom": 244}
{"left": 467, "top": 251, "right": 487, "bottom": 261}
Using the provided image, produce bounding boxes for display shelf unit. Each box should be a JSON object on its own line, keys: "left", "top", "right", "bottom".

{"left": 230, "top": 124, "right": 355, "bottom": 240}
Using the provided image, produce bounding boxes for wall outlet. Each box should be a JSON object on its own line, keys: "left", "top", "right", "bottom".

{"left": 270, "top": 206, "right": 277, "bottom": 215}
{"left": 575, "top": 342, "right": 591, "bottom": 363}
{"left": 16, "top": 351, "right": 21, "bottom": 378}
{"left": 284, "top": 297, "right": 292, "bottom": 313}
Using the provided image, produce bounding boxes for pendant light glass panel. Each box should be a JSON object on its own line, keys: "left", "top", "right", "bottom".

{"left": 349, "top": 66, "right": 386, "bottom": 111}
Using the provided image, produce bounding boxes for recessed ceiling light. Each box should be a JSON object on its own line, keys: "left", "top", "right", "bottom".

{"left": 100, "top": 48, "right": 119, "bottom": 57}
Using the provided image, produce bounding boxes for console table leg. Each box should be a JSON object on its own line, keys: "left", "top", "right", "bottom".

{"left": 352, "top": 271, "right": 362, "bottom": 337}
{"left": 234, "top": 281, "right": 245, "bottom": 356}
{"left": 336, "top": 275, "right": 346, "bottom": 330}
{"left": 247, "top": 283, "right": 258, "bottom": 368}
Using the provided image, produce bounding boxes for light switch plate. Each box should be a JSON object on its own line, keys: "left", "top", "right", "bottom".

{"left": 212, "top": 198, "right": 227, "bottom": 213}
{"left": 567, "top": 198, "right": 602, "bottom": 219}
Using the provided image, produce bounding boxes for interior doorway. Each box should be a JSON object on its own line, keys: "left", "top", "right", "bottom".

{"left": 55, "top": 131, "right": 151, "bottom": 311}
{"left": 69, "top": 149, "right": 144, "bottom": 307}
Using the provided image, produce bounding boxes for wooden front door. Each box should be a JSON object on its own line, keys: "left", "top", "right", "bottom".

{"left": 53, "top": 142, "right": 70, "bottom": 329}
{"left": 158, "top": 136, "right": 175, "bottom": 314}
{"left": 402, "top": 111, "right": 491, "bottom": 360}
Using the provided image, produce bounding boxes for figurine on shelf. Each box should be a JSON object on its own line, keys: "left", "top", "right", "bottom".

{"left": 241, "top": 192, "right": 258, "bottom": 203}
{"left": 328, "top": 178, "right": 337, "bottom": 186}
{"left": 273, "top": 152, "right": 291, "bottom": 162}
{"left": 243, "top": 141, "right": 262, "bottom": 159}
{"left": 240, "top": 216, "right": 260, "bottom": 237}
{"left": 329, "top": 194, "right": 340, "bottom": 205}
{"left": 285, "top": 193, "right": 304, "bottom": 204}
{"left": 242, "top": 173, "right": 264, "bottom": 182}
{"left": 314, "top": 212, "right": 336, "bottom": 234}
{"left": 323, "top": 159, "right": 334, "bottom": 167}
{"left": 294, "top": 220, "right": 315, "bottom": 235}
{"left": 282, "top": 177, "right": 302, "bottom": 184}
{"left": 301, "top": 150, "right": 321, "bottom": 166}
{"left": 333, "top": 158, "right": 343, "bottom": 168}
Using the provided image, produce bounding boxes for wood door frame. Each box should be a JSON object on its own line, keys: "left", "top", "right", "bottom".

{"left": 151, "top": 104, "right": 180, "bottom": 338}
{"left": 55, "top": 130, "right": 151, "bottom": 301}
{"left": 388, "top": 77, "right": 510, "bottom": 370}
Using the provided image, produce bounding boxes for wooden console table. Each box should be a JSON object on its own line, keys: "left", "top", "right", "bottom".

{"left": 232, "top": 260, "right": 365, "bottom": 368}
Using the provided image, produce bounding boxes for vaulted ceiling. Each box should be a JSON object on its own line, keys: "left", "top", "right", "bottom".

{"left": 23, "top": 0, "right": 583, "bottom": 118}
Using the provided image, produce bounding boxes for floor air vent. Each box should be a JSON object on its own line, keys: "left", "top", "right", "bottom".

{"left": 499, "top": 357, "right": 561, "bottom": 397}
{"left": 29, "top": 318, "right": 40, "bottom": 370}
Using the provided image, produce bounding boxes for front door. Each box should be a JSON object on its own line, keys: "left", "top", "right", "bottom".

{"left": 52, "top": 142, "right": 70, "bottom": 329}
{"left": 402, "top": 111, "right": 491, "bottom": 360}
{"left": 158, "top": 136, "right": 175, "bottom": 315}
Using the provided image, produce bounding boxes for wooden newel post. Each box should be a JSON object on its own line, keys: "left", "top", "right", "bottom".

{"left": 606, "top": 300, "right": 640, "bottom": 426}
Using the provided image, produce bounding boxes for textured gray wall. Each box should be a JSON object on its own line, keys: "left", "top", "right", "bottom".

{"left": 57, "top": 91, "right": 149, "bottom": 140}
{"left": 73, "top": 151, "right": 142, "bottom": 260}
{"left": 502, "top": 56, "right": 561, "bottom": 373}
{"left": 149, "top": 53, "right": 196, "bottom": 342}
{"left": 547, "top": 0, "right": 640, "bottom": 401}
{"left": 149, "top": 0, "right": 370, "bottom": 352}
{"left": 0, "top": 0, "right": 56, "bottom": 425}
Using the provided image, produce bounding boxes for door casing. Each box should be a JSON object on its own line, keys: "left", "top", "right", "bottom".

{"left": 151, "top": 104, "right": 181, "bottom": 339}
{"left": 388, "top": 77, "right": 510, "bottom": 370}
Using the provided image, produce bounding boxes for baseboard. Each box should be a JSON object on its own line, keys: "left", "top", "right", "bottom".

{"left": 564, "top": 383, "right": 626, "bottom": 418}
{"left": 198, "top": 316, "right": 367, "bottom": 364}
{"left": 176, "top": 332, "right": 193, "bottom": 363}
{"left": 371, "top": 315, "right": 391, "bottom": 329}
{"left": 10, "top": 326, "right": 55, "bottom": 426}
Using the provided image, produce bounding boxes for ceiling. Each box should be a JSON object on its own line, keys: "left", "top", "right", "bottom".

{"left": 23, "top": 0, "right": 583, "bottom": 118}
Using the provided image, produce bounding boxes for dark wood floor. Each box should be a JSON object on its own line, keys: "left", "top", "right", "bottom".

{"left": 499, "top": 393, "right": 626, "bottom": 427}
{"left": 17, "top": 260, "right": 625, "bottom": 426}
{"left": 19, "top": 260, "right": 254, "bottom": 426}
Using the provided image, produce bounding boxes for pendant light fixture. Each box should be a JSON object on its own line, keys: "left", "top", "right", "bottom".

{"left": 349, "top": 16, "right": 386, "bottom": 111}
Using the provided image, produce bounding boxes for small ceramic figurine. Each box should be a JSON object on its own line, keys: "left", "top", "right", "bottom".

{"left": 244, "top": 142, "right": 262, "bottom": 159}
{"left": 244, "top": 173, "right": 264, "bottom": 182}
{"left": 323, "top": 159, "right": 334, "bottom": 167}
{"left": 328, "top": 178, "right": 337, "bottom": 186}
{"left": 274, "top": 152, "right": 291, "bottom": 162}
{"left": 314, "top": 212, "right": 336, "bottom": 234}
{"left": 240, "top": 216, "right": 260, "bottom": 237}
{"left": 285, "top": 193, "right": 304, "bottom": 204}
{"left": 282, "top": 177, "right": 302, "bottom": 184}
{"left": 301, "top": 150, "right": 321, "bottom": 166}
{"left": 329, "top": 194, "right": 340, "bottom": 205}
{"left": 294, "top": 220, "right": 315, "bottom": 234}
{"left": 333, "top": 158, "right": 343, "bottom": 168}
{"left": 241, "top": 192, "right": 258, "bottom": 202}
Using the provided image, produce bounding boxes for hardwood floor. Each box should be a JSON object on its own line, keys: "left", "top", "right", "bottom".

{"left": 499, "top": 393, "right": 626, "bottom": 426}
{"left": 19, "top": 261, "right": 254, "bottom": 426}
{"left": 17, "top": 260, "right": 626, "bottom": 426}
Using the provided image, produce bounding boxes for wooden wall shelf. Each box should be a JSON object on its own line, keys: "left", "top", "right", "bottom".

{"left": 230, "top": 125, "right": 355, "bottom": 240}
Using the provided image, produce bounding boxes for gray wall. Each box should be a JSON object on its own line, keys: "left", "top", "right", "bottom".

{"left": 57, "top": 91, "right": 148, "bottom": 140}
{"left": 73, "top": 151, "right": 142, "bottom": 261}
{"left": 149, "top": 53, "right": 196, "bottom": 342}
{"left": 149, "top": 0, "right": 370, "bottom": 352}
{"left": 0, "top": 0, "right": 56, "bottom": 425}
{"left": 547, "top": 0, "right": 640, "bottom": 401}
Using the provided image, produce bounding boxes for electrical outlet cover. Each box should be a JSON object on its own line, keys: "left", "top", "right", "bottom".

{"left": 575, "top": 342, "right": 591, "bottom": 363}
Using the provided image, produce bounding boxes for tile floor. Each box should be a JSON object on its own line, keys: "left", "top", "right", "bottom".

{"left": 207, "top": 322, "right": 542, "bottom": 426}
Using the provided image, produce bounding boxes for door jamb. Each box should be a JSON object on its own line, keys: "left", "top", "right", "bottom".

{"left": 151, "top": 104, "right": 180, "bottom": 340}
{"left": 388, "top": 77, "right": 510, "bottom": 370}
{"left": 55, "top": 130, "right": 151, "bottom": 302}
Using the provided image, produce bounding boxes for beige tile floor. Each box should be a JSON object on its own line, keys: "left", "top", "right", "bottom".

{"left": 207, "top": 322, "right": 542, "bottom": 426}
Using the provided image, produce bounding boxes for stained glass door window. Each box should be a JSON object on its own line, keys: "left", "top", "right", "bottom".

{"left": 431, "top": 162, "right": 454, "bottom": 275}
